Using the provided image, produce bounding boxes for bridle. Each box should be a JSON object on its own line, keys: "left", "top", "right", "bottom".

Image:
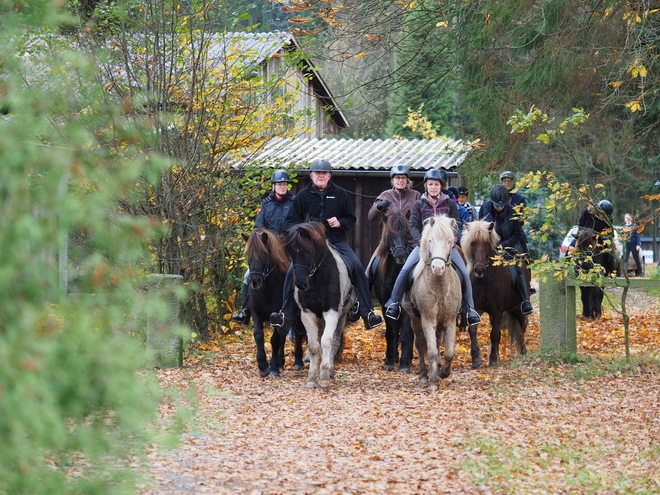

{"left": 293, "top": 246, "right": 328, "bottom": 278}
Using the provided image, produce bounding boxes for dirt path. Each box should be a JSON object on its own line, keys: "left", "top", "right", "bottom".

{"left": 140, "top": 292, "right": 660, "bottom": 494}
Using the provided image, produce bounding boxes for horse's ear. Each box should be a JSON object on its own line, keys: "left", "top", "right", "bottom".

{"left": 429, "top": 217, "right": 436, "bottom": 227}
{"left": 488, "top": 222, "right": 495, "bottom": 232}
{"left": 260, "top": 231, "right": 269, "bottom": 243}
{"left": 449, "top": 218, "right": 456, "bottom": 229}
{"left": 241, "top": 233, "right": 249, "bottom": 242}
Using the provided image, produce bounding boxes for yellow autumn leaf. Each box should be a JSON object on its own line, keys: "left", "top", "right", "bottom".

{"left": 609, "top": 80, "right": 624, "bottom": 88}
{"left": 625, "top": 100, "right": 642, "bottom": 112}
{"left": 436, "top": 21, "right": 448, "bottom": 27}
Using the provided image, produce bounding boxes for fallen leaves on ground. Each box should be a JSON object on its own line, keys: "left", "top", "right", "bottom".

{"left": 140, "top": 289, "right": 660, "bottom": 494}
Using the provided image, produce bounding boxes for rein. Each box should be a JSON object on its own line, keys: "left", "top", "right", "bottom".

{"left": 293, "top": 247, "right": 328, "bottom": 277}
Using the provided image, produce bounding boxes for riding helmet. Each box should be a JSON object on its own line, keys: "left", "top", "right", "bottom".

{"left": 310, "top": 158, "right": 332, "bottom": 172}
{"left": 490, "top": 184, "right": 510, "bottom": 207}
{"left": 270, "top": 170, "right": 291, "bottom": 183}
{"left": 500, "top": 170, "right": 515, "bottom": 181}
{"left": 458, "top": 186, "right": 469, "bottom": 196}
{"left": 447, "top": 186, "right": 460, "bottom": 199}
{"left": 390, "top": 165, "right": 410, "bottom": 178}
{"left": 597, "top": 199, "right": 613, "bottom": 216}
{"left": 424, "top": 168, "right": 447, "bottom": 184}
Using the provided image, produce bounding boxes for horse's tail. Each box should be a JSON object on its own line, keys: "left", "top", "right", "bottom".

{"left": 501, "top": 312, "right": 526, "bottom": 356}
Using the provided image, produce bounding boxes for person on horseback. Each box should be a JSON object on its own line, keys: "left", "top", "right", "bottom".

{"left": 456, "top": 186, "right": 478, "bottom": 222}
{"left": 500, "top": 171, "right": 527, "bottom": 209}
{"left": 479, "top": 185, "right": 534, "bottom": 315}
{"left": 578, "top": 199, "right": 613, "bottom": 233}
{"left": 447, "top": 186, "right": 470, "bottom": 230}
{"left": 232, "top": 170, "right": 295, "bottom": 325}
{"left": 270, "top": 158, "right": 383, "bottom": 331}
{"left": 383, "top": 169, "right": 482, "bottom": 326}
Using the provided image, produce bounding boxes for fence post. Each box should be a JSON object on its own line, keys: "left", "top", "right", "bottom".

{"left": 147, "top": 273, "right": 184, "bottom": 368}
{"left": 539, "top": 277, "right": 577, "bottom": 354}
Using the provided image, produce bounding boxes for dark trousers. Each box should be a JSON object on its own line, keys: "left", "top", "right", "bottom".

{"left": 625, "top": 243, "right": 642, "bottom": 275}
{"left": 280, "top": 240, "right": 373, "bottom": 321}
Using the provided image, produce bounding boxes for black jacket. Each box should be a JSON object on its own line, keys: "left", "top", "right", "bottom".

{"left": 284, "top": 181, "right": 356, "bottom": 244}
{"left": 254, "top": 190, "right": 295, "bottom": 234}
{"left": 577, "top": 208, "right": 611, "bottom": 234}
{"left": 479, "top": 201, "right": 528, "bottom": 255}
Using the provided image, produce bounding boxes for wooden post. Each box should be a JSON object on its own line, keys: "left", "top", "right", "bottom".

{"left": 539, "top": 277, "right": 577, "bottom": 354}
{"left": 147, "top": 274, "right": 184, "bottom": 368}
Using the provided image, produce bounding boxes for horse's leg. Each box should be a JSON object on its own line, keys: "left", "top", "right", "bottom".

{"left": 439, "top": 322, "right": 456, "bottom": 380}
{"left": 268, "top": 329, "right": 284, "bottom": 377}
{"left": 580, "top": 287, "right": 591, "bottom": 318}
{"left": 293, "top": 323, "right": 306, "bottom": 370}
{"left": 468, "top": 321, "right": 483, "bottom": 369}
{"left": 319, "top": 311, "right": 341, "bottom": 388}
{"left": 422, "top": 315, "right": 441, "bottom": 391}
{"left": 594, "top": 287, "right": 604, "bottom": 318}
{"left": 508, "top": 310, "right": 528, "bottom": 356}
{"left": 489, "top": 312, "right": 503, "bottom": 367}
{"left": 301, "top": 311, "right": 321, "bottom": 388}
{"left": 411, "top": 318, "right": 428, "bottom": 386}
{"left": 399, "top": 314, "right": 413, "bottom": 374}
{"left": 252, "top": 316, "right": 270, "bottom": 377}
{"left": 384, "top": 318, "right": 398, "bottom": 371}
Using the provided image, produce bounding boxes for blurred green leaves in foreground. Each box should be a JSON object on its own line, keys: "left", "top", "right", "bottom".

{"left": 0, "top": 3, "right": 181, "bottom": 494}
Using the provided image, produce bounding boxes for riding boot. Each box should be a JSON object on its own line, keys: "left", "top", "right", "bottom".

{"left": 451, "top": 247, "right": 481, "bottom": 326}
{"left": 384, "top": 246, "right": 420, "bottom": 320}
{"left": 516, "top": 265, "right": 534, "bottom": 315}
{"left": 270, "top": 265, "right": 295, "bottom": 337}
{"left": 231, "top": 283, "right": 251, "bottom": 325}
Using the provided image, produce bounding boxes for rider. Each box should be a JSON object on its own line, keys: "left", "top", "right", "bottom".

{"left": 479, "top": 185, "right": 534, "bottom": 315}
{"left": 270, "top": 158, "right": 383, "bottom": 331}
{"left": 383, "top": 169, "right": 482, "bottom": 326}
{"left": 232, "top": 170, "right": 295, "bottom": 325}
{"left": 500, "top": 171, "right": 527, "bottom": 209}
{"left": 447, "top": 186, "right": 470, "bottom": 230}
{"left": 578, "top": 199, "right": 613, "bottom": 233}
{"left": 456, "top": 186, "right": 478, "bottom": 222}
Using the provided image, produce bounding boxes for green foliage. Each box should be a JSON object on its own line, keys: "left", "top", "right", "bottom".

{"left": 0, "top": 3, "right": 175, "bottom": 493}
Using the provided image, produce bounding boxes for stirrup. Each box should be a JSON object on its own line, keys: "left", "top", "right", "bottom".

{"left": 385, "top": 303, "right": 401, "bottom": 321}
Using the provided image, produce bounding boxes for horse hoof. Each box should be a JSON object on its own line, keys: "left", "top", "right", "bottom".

{"left": 440, "top": 371, "right": 451, "bottom": 379}
{"left": 419, "top": 377, "right": 428, "bottom": 386}
{"left": 318, "top": 379, "right": 333, "bottom": 388}
{"left": 269, "top": 369, "right": 280, "bottom": 377}
{"left": 429, "top": 383, "right": 439, "bottom": 392}
{"left": 471, "top": 359, "right": 482, "bottom": 369}
{"left": 383, "top": 363, "right": 395, "bottom": 371}
{"left": 294, "top": 363, "right": 304, "bottom": 371}
{"left": 399, "top": 366, "right": 410, "bottom": 374}
{"left": 259, "top": 368, "right": 270, "bottom": 377}
{"left": 305, "top": 381, "right": 317, "bottom": 389}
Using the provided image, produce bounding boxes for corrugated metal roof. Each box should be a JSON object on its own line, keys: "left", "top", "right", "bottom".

{"left": 245, "top": 137, "right": 469, "bottom": 171}
{"left": 207, "top": 31, "right": 294, "bottom": 68}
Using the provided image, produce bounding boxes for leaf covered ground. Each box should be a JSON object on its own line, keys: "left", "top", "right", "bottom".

{"left": 140, "top": 288, "right": 660, "bottom": 494}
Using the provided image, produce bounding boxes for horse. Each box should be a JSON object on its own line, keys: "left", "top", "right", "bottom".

{"left": 462, "top": 220, "right": 528, "bottom": 367}
{"left": 371, "top": 212, "right": 414, "bottom": 373}
{"left": 573, "top": 229, "right": 619, "bottom": 319}
{"left": 243, "top": 229, "right": 306, "bottom": 377}
{"left": 401, "top": 215, "right": 462, "bottom": 391}
{"left": 282, "top": 221, "right": 356, "bottom": 389}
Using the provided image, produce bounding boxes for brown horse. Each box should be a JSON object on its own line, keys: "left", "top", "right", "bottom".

{"left": 462, "top": 221, "right": 528, "bottom": 367}
{"left": 573, "top": 230, "right": 619, "bottom": 319}
{"left": 402, "top": 215, "right": 462, "bottom": 391}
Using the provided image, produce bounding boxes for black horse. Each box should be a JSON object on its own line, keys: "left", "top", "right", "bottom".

{"left": 243, "top": 229, "right": 305, "bottom": 376}
{"left": 371, "top": 212, "right": 414, "bottom": 373}
{"left": 573, "top": 230, "right": 619, "bottom": 319}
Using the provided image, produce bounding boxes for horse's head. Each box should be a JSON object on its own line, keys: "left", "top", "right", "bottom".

{"left": 574, "top": 229, "right": 613, "bottom": 274}
{"left": 462, "top": 221, "right": 499, "bottom": 278}
{"left": 244, "top": 228, "right": 288, "bottom": 290}
{"left": 283, "top": 221, "right": 328, "bottom": 291}
{"left": 420, "top": 215, "right": 455, "bottom": 276}
{"left": 379, "top": 212, "right": 412, "bottom": 266}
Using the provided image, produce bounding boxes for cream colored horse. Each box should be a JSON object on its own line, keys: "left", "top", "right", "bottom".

{"left": 402, "top": 215, "right": 462, "bottom": 391}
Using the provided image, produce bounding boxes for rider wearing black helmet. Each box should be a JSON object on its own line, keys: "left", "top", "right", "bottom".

{"left": 368, "top": 164, "right": 421, "bottom": 224}
{"left": 479, "top": 185, "right": 534, "bottom": 315}
{"left": 270, "top": 159, "right": 383, "bottom": 331}
{"left": 577, "top": 199, "right": 613, "bottom": 234}
{"left": 456, "top": 186, "right": 478, "bottom": 222}
{"left": 500, "top": 171, "right": 527, "bottom": 209}
{"left": 232, "top": 169, "right": 295, "bottom": 325}
{"left": 383, "top": 169, "right": 482, "bottom": 326}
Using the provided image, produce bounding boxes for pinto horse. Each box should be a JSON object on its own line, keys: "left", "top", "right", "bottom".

{"left": 244, "top": 229, "right": 305, "bottom": 377}
{"left": 371, "top": 212, "right": 414, "bottom": 373}
{"left": 402, "top": 215, "right": 462, "bottom": 391}
{"left": 282, "top": 221, "right": 356, "bottom": 389}
{"left": 573, "top": 230, "right": 619, "bottom": 319}
{"left": 462, "top": 221, "right": 528, "bottom": 367}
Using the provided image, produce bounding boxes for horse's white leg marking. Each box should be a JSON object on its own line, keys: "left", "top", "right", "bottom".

{"left": 319, "top": 310, "right": 340, "bottom": 384}
{"left": 301, "top": 310, "right": 321, "bottom": 386}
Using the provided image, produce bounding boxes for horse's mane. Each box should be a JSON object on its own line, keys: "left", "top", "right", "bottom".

{"left": 462, "top": 220, "right": 500, "bottom": 272}
{"left": 414, "top": 215, "right": 455, "bottom": 279}
{"left": 282, "top": 221, "right": 328, "bottom": 254}
{"left": 245, "top": 228, "right": 290, "bottom": 272}
{"left": 375, "top": 212, "right": 410, "bottom": 259}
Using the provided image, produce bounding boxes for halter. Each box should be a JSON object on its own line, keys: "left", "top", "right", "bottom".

{"left": 249, "top": 263, "right": 276, "bottom": 280}
{"left": 426, "top": 251, "right": 451, "bottom": 267}
{"left": 293, "top": 247, "right": 328, "bottom": 277}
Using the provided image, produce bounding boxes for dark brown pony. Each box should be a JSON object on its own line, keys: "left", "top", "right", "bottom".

{"left": 462, "top": 221, "right": 528, "bottom": 367}
{"left": 371, "top": 212, "right": 414, "bottom": 373}
{"left": 244, "top": 228, "right": 305, "bottom": 376}
{"left": 573, "top": 230, "right": 619, "bottom": 319}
